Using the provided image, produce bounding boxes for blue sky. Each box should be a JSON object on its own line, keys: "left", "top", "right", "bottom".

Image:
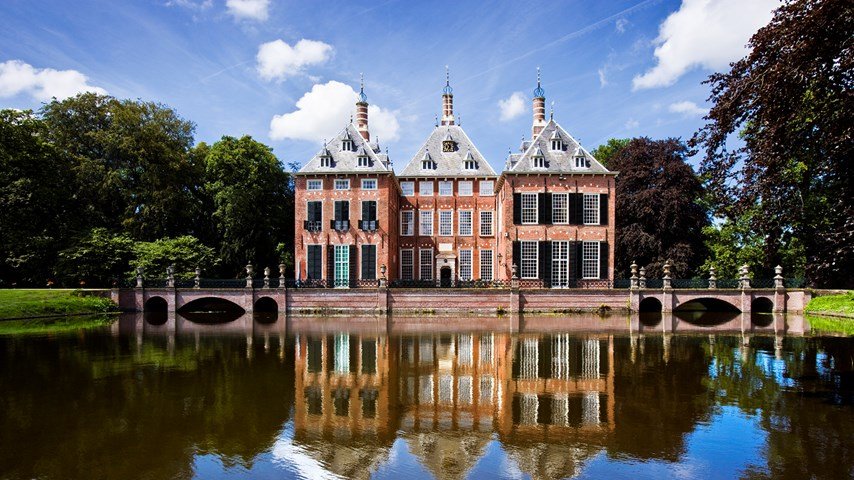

{"left": 0, "top": 0, "right": 778, "bottom": 172}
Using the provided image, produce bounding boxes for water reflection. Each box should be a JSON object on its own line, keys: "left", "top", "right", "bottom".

{"left": 0, "top": 313, "right": 851, "bottom": 480}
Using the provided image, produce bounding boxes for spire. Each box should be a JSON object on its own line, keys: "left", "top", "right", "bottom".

{"left": 356, "top": 73, "right": 369, "bottom": 140}
{"left": 550, "top": 101, "right": 554, "bottom": 120}
{"left": 532, "top": 67, "right": 546, "bottom": 138}
{"left": 533, "top": 66, "right": 545, "bottom": 98}
{"left": 441, "top": 65, "right": 455, "bottom": 126}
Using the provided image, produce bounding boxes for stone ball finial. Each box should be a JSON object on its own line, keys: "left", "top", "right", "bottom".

{"left": 775, "top": 265, "right": 783, "bottom": 276}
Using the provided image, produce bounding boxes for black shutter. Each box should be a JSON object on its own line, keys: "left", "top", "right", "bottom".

{"left": 308, "top": 201, "right": 321, "bottom": 222}
{"left": 539, "top": 241, "right": 552, "bottom": 286}
{"left": 307, "top": 245, "right": 322, "bottom": 279}
{"left": 599, "top": 242, "right": 609, "bottom": 280}
{"left": 570, "top": 241, "right": 582, "bottom": 281}
{"left": 599, "top": 194, "right": 608, "bottom": 225}
{"left": 349, "top": 245, "right": 357, "bottom": 287}
{"left": 538, "top": 193, "right": 552, "bottom": 225}
{"left": 369, "top": 201, "right": 376, "bottom": 221}
{"left": 361, "top": 245, "right": 376, "bottom": 280}
{"left": 327, "top": 245, "right": 334, "bottom": 286}
{"left": 334, "top": 201, "right": 342, "bottom": 221}
{"left": 575, "top": 194, "right": 585, "bottom": 225}
{"left": 512, "top": 241, "right": 521, "bottom": 274}
{"left": 568, "top": 194, "right": 577, "bottom": 225}
{"left": 513, "top": 193, "right": 522, "bottom": 224}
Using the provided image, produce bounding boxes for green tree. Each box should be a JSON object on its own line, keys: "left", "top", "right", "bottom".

{"left": 203, "top": 136, "right": 293, "bottom": 275}
{"left": 56, "top": 228, "right": 135, "bottom": 286}
{"left": 131, "top": 236, "right": 217, "bottom": 279}
{"left": 590, "top": 138, "right": 630, "bottom": 168}
{"left": 608, "top": 137, "right": 709, "bottom": 278}
{"left": 691, "top": 0, "right": 853, "bottom": 287}
{"left": 0, "top": 109, "right": 74, "bottom": 286}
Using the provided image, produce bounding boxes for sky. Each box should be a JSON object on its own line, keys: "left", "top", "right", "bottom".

{"left": 0, "top": 0, "right": 779, "bottom": 172}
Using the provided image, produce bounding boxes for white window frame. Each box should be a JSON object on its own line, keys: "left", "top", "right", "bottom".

{"left": 320, "top": 156, "right": 332, "bottom": 168}
{"left": 400, "top": 210, "right": 414, "bottom": 236}
{"left": 459, "top": 249, "right": 472, "bottom": 281}
{"left": 458, "top": 181, "right": 473, "bottom": 196}
{"left": 307, "top": 179, "right": 323, "bottom": 191}
{"left": 419, "top": 181, "right": 434, "bottom": 196}
{"left": 552, "top": 241, "right": 569, "bottom": 288}
{"left": 520, "top": 241, "right": 538, "bottom": 279}
{"left": 357, "top": 156, "right": 370, "bottom": 167}
{"left": 342, "top": 139, "right": 353, "bottom": 151}
{"left": 334, "top": 179, "right": 350, "bottom": 191}
{"left": 533, "top": 156, "right": 546, "bottom": 169}
{"left": 334, "top": 245, "right": 349, "bottom": 287}
{"left": 400, "top": 248, "right": 414, "bottom": 280}
{"left": 419, "top": 248, "right": 434, "bottom": 280}
{"left": 575, "top": 156, "right": 588, "bottom": 169}
{"left": 521, "top": 193, "right": 538, "bottom": 225}
{"left": 582, "top": 241, "right": 600, "bottom": 279}
{"left": 479, "top": 180, "right": 494, "bottom": 196}
{"left": 419, "top": 210, "right": 433, "bottom": 236}
{"left": 439, "top": 210, "right": 453, "bottom": 236}
{"left": 583, "top": 193, "right": 600, "bottom": 225}
{"left": 463, "top": 160, "right": 477, "bottom": 170}
{"left": 480, "top": 249, "right": 493, "bottom": 281}
{"left": 479, "top": 211, "right": 494, "bottom": 236}
{"left": 552, "top": 193, "right": 569, "bottom": 224}
{"left": 439, "top": 181, "right": 453, "bottom": 196}
{"left": 458, "top": 210, "right": 473, "bottom": 236}
{"left": 551, "top": 140, "right": 562, "bottom": 151}
{"left": 361, "top": 178, "right": 377, "bottom": 190}
{"left": 401, "top": 181, "right": 415, "bottom": 196}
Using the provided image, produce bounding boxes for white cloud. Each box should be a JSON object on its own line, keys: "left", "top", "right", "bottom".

{"left": 269, "top": 80, "right": 400, "bottom": 143}
{"left": 226, "top": 0, "right": 269, "bottom": 21}
{"left": 597, "top": 68, "right": 608, "bottom": 87}
{"left": 0, "top": 60, "right": 106, "bottom": 102}
{"left": 632, "top": 0, "right": 777, "bottom": 90}
{"left": 256, "top": 39, "right": 333, "bottom": 81}
{"left": 166, "top": 0, "right": 212, "bottom": 10}
{"left": 668, "top": 100, "right": 709, "bottom": 117}
{"left": 498, "top": 91, "right": 526, "bottom": 122}
{"left": 616, "top": 18, "right": 629, "bottom": 33}
{"left": 625, "top": 118, "right": 640, "bottom": 130}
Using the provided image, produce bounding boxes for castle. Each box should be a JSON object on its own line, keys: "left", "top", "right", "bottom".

{"left": 294, "top": 70, "right": 617, "bottom": 288}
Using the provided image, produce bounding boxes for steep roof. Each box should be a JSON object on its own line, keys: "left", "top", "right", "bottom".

{"left": 505, "top": 119, "right": 612, "bottom": 174}
{"left": 297, "top": 123, "right": 391, "bottom": 175}
{"left": 399, "top": 125, "right": 497, "bottom": 178}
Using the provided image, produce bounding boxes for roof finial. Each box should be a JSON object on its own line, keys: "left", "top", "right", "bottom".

{"left": 550, "top": 101, "right": 554, "bottom": 120}
{"left": 349, "top": 114, "right": 353, "bottom": 124}
{"left": 435, "top": 115, "right": 439, "bottom": 127}
{"left": 442, "top": 65, "right": 453, "bottom": 95}
{"left": 458, "top": 114, "right": 461, "bottom": 126}
{"left": 358, "top": 73, "right": 367, "bottom": 103}
{"left": 533, "top": 66, "right": 545, "bottom": 98}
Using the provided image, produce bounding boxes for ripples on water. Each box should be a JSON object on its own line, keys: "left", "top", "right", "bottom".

{"left": 0, "top": 312, "right": 852, "bottom": 480}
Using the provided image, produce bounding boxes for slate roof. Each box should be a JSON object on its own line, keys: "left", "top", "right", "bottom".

{"left": 297, "top": 123, "right": 392, "bottom": 174}
{"left": 505, "top": 119, "right": 612, "bottom": 174}
{"left": 398, "top": 125, "right": 497, "bottom": 177}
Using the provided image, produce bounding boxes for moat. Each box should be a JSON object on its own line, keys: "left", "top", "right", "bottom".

{"left": 1, "top": 313, "right": 851, "bottom": 479}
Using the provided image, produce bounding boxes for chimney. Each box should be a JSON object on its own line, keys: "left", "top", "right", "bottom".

{"left": 532, "top": 67, "right": 546, "bottom": 138}
{"left": 441, "top": 66, "right": 455, "bottom": 126}
{"left": 356, "top": 74, "right": 369, "bottom": 141}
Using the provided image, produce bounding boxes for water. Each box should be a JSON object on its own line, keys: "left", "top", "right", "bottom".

{"left": 0, "top": 313, "right": 852, "bottom": 479}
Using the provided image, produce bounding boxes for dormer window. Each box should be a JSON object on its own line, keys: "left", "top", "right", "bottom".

{"left": 421, "top": 150, "right": 435, "bottom": 170}
{"left": 575, "top": 155, "right": 589, "bottom": 169}
{"left": 342, "top": 139, "right": 353, "bottom": 151}
{"left": 319, "top": 143, "right": 333, "bottom": 168}
{"left": 551, "top": 139, "right": 563, "bottom": 151}
{"left": 532, "top": 156, "right": 546, "bottom": 169}
{"left": 464, "top": 160, "right": 477, "bottom": 170}
{"left": 358, "top": 155, "right": 370, "bottom": 167}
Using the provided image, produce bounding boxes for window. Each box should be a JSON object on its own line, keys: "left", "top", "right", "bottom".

{"left": 361, "top": 245, "right": 376, "bottom": 280}
{"left": 439, "top": 210, "right": 453, "bottom": 236}
{"left": 420, "top": 248, "right": 434, "bottom": 280}
{"left": 307, "top": 245, "right": 323, "bottom": 280}
{"left": 422, "top": 160, "right": 435, "bottom": 170}
{"left": 334, "top": 179, "right": 350, "bottom": 190}
{"left": 320, "top": 156, "right": 332, "bottom": 168}
{"left": 464, "top": 160, "right": 477, "bottom": 170}
{"left": 575, "top": 156, "right": 588, "bottom": 168}
{"left": 342, "top": 139, "right": 353, "bottom": 151}
{"left": 552, "top": 193, "right": 568, "bottom": 224}
{"left": 479, "top": 180, "right": 494, "bottom": 196}
{"left": 521, "top": 193, "right": 538, "bottom": 224}
{"left": 305, "top": 201, "right": 322, "bottom": 232}
{"left": 457, "top": 181, "right": 472, "bottom": 196}
{"left": 333, "top": 201, "right": 349, "bottom": 231}
{"left": 333, "top": 245, "right": 349, "bottom": 287}
{"left": 459, "top": 249, "right": 472, "bottom": 281}
{"left": 420, "top": 210, "right": 433, "bottom": 236}
{"left": 582, "top": 241, "right": 600, "bottom": 279}
{"left": 533, "top": 155, "right": 546, "bottom": 169}
{"left": 401, "top": 181, "right": 414, "bottom": 196}
{"left": 357, "top": 156, "right": 370, "bottom": 167}
{"left": 459, "top": 210, "right": 472, "bottom": 236}
{"left": 401, "top": 210, "right": 414, "bottom": 236}
{"left": 419, "top": 181, "right": 434, "bottom": 196}
{"left": 583, "top": 194, "right": 600, "bottom": 225}
{"left": 307, "top": 179, "right": 322, "bottom": 191}
{"left": 361, "top": 178, "right": 377, "bottom": 190}
{"left": 480, "top": 211, "right": 494, "bottom": 236}
{"left": 439, "top": 181, "right": 453, "bottom": 196}
{"left": 521, "top": 241, "right": 538, "bottom": 279}
{"left": 400, "top": 249, "right": 414, "bottom": 280}
{"left": 360, "top": 201, "right": 376, "bottom": 230}
{"left": 552, "top": 241, "right": 569, "bottom": 287}
{"left": 480, "top": 249, "right": 493, "bottom": 281}
{"left": 551, "top": 139, "right": 562, "bottom": 151}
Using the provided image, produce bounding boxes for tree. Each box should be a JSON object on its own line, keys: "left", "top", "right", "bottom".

{"left": 131, "top": 236, "right": 217, "bottom": 280}
{"left": 609, "top": 138, "right": 709, "bottom": 278}
{"left": 590, "top": 138, "right": 630, "bottom": 168}
{"left": 0, "top": 110, "right": 75, "bottom": 286}
{"left": 56, "top": 228, "right": 135, "bottom": 286}
{"left": 203, "top": 136, "right": 293, "bottom": 276}
{"left": 691, "top": 0, "right": 853, "bottom": 288}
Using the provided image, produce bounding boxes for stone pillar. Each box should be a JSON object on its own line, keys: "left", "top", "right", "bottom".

{"left": 708, "top": 266, "right": 716, "bottom": 290}
{"left": 264, "top": 267, "right": 270, "bottom": 288}
{"left": 136, "top": 267, "right": 144, "bottom": 288}
{"left": 166, "top": 265, "right": 175, "bottom": 288}
{"left": 662, "top": 261, "right": 673, "bottom": 313}
{"left": 194, "top": 267, "right": 201, "bottom": 289}
{"left": 638, "top": 267, "right": 646, "bottom": 289}
{"left": 773, "top": 265, "right": 785, "bottom": 313}
{"left": 629, "top": 261, "right": 640, "bottom": 312}
{"left": 739, "top": 264, "right": 751, "bottom": 290}
{"left": 739, "top": 264, "right": 752, "bottom": 314}
{"left": 245, "top": 263, "right": 254, "bottom": 289}
{"left": 279, "top": 263, "right": 286, "bottom": 289}
{"left": 510, "top": 263, "right": 520, "bottom": 314}
{"left": 662, "top": 260, "right": 672, "bottom": 290}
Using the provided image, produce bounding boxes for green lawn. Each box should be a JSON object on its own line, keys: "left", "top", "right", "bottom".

{"left": 0, "top": 289, "right": 117, "bottom": 320}
{"left": 806, "top": 291, "right": 854, "bottom": 317}
{"left": 0, "top": 315, "right": 116, "bottom": 335}
{"left": 807, "top": 315, "right": 854, "bottom": 336}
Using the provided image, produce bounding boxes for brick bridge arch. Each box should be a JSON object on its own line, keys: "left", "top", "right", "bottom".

{"left": 135, "top": 288, "right": 287, "bottom": 314}
{"left": 634, "top": 289, "right": 787, "bottom": 314}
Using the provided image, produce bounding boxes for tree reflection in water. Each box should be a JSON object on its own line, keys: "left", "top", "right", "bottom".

{"left": 0, "top": 312, "right": 851, "bottom": 479}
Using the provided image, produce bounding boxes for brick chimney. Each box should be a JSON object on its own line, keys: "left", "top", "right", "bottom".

{"left": 532, "top": 67, "right": 546, "bottom": 138}
{"left": 441, "top": 66, "right": 455, "bottom": 126}
{"left": 356, "top": 74, "right": 369, "bottom": 141}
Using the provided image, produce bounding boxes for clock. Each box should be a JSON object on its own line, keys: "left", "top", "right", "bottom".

{"left": 443, "top": 141, "right": 455, "bottom": 152}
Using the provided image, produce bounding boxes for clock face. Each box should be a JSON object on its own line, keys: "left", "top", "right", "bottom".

{"left": 443, "top": 141, "right": 455, "bottom": 152}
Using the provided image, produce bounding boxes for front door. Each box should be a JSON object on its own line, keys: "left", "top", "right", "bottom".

{"left": 334, "top": 245, "right": 349, "bottom": 287}
{"left": 440, "top": 267, "right": 452, "bottom": 287}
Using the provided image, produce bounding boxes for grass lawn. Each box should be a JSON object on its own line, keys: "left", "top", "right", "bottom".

{"left": 806, "top": 291, "right": 854, "bottom": 317}
{"left": 0, "top": 289, "right": 117, "bottom": 320}
{"left": 0, "top": 315, "right": 116, "bottom": 335}
{"left": 807, "top": 315, "right": 854, "bottom": 336}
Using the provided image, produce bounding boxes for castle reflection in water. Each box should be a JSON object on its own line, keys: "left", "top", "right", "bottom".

{"left": 293, "top": 330, "right": 616, "bottom": 478}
